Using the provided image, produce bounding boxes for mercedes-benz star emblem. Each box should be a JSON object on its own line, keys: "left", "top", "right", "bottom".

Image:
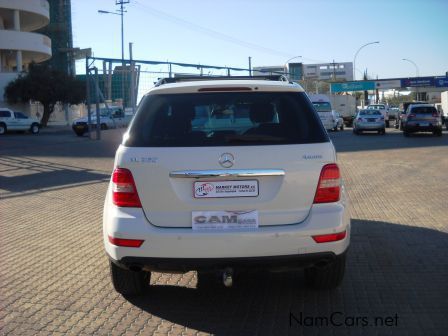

{"left": 219, "top": 153, "right": 234, "bottom": 168}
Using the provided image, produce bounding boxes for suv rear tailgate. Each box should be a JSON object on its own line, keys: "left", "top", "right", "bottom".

{"left": 116, "top": 143, "right": 335, "bottom": 228}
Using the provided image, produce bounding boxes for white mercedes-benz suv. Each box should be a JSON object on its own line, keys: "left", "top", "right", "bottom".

{"left": 103, "top": 76, "right": 350, "bottom": 295}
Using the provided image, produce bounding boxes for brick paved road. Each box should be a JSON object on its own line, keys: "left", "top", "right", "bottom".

{"left": 1, "top": 127, "right": 447, "bottom": 335}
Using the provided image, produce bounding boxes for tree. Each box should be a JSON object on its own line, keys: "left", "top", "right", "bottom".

{"left": 4, "top": 63, "right": 85, "bottom": 126}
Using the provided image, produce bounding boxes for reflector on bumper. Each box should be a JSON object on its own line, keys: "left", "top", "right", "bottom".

{"left": 108, "top": 236, "right": 144, "bottom": 248}
{"left": 312, "top": 231, "right": 346, "bottom": 243}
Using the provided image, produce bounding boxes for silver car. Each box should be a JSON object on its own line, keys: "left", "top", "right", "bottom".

{"left": 353, "top": 109, "right": 386, "bottom": 135}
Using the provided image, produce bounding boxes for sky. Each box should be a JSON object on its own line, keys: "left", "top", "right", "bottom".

{"left": 71, "top": 0, "right": 448, "bottom": 80}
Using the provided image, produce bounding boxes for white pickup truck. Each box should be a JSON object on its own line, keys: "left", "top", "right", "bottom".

{"left": 0, "top": 108, "right": 40, "bottom": 135}
{"left": 72, "top": 107, "right": 133, "bottom": 136}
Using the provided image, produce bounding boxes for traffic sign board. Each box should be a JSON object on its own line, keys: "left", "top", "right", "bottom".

{"left": 434, "top": 77, "right": 448, "bottom": 88}
{"left": 401, "top": 77, "right": 435, "bottom": 87}
{"left": 331, "top": 81, "right": 375, "bottom": 92}
{"left": 375, "top": 80, "right": 401, "bottom": 89}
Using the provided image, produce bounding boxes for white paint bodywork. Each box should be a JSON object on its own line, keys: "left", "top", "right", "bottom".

{"left": 0, "top": 108, "right": 39, "bottom": 131}
{"left": 103, "top": 80, "right": 350, "bottom": 262}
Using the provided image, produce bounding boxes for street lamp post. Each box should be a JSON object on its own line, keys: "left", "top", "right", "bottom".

{"left": 98, "top": 0, "right": 129, "bottom": 107}
{"left": 402, "top": 58, "right": 420, "bottom": 100}
{"left": 353, "top": 41, "right": 379, "bottom": 80}
{"left": 284, "top": 56, "right": 302, "bottom": 79}
{"left": 402, "top": 58, "right": 419, "bottom": 77}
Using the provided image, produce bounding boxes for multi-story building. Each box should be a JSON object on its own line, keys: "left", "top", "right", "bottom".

{"left": 0, "top": 0, "right": 51, "bottom": 106}
{"left": 303, "top": 62, "right": 353, "bottom": 81}
{"left": 254, "top": 62, "right": 353, "bottom": 82}
{"left": 37, "top": 0, "right": 75, "bottom": 76}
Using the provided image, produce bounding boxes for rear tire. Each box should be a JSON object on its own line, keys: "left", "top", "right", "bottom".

{"left": 385, "top": 120, "right": 390, "bottom": 128}
{"left": 30, "top": 123, "right": 40, "bottom": 134}
{"left": 109, "top": 261, "right": 150, "bottom": 296}
{"left": 305, "top": 253, "right": 346, "bottom": 289}
{"left": 100, "top": 123, "right": 108, "bottom": 130}
{"left": 433, "top": 130, "right": 442, "bottom": 137}
{"left": 340, "top": 124, "right": 344, "bottom": 131}
{"left": 0, "top": 123, "right": 6, "bottom": 135}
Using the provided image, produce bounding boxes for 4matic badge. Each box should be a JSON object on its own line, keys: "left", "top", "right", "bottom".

{"left": 129, "top": 157, "right": 158, "bottom": 163}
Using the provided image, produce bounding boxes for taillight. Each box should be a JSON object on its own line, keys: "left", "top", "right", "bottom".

{"left": 312, "top": 231, "right": 346, "bottom": 243}
{"left": 112, "top": 168, "right": 142, "bottom": 207}
{"left": 432, "top": 112, "right": 439, "bottom": 118}
{"left": 408, "top": 114, "right": 416, "bottom": 119}
{"left": 313, "top": 163, "right": 341, "bottom": 203}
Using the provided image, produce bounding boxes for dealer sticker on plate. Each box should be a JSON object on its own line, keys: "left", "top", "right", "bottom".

{"left": 194, "top": 180, "right": 258, "bottom": 198}
{"left": 192, "top": 210, "right": 259, "bottom": 230}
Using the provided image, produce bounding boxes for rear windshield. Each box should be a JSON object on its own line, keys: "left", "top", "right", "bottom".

{"left": 359, "top": 110, "right": 381, "bottom": 116}
{"left": 312, "top": 102, "right": 331, "bottom": 112}
{"left": 124, "top": 92, "right": 328, "bottom": 147}
{"left": 367, "top": 105, "right": 385, "bottom": 110}
{"left": 411, "top": 106, "right": 437, "bottom": 114}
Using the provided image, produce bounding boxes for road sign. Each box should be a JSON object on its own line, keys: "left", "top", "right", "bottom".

{"left": 375, "top": 80, "right": 401, "bottom": 89}
{"left": 401, "top": 77, "right": 435, "bottom": 87}
{"left": 331, "top": 81, "right": 375, "bottom": 92}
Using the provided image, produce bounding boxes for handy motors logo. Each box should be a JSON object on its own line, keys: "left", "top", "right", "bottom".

{"left": 195, "top": 183, "right": 214, "bottom": 196}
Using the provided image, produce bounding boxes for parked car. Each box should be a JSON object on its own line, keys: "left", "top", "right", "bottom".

{"left": 103, "top": 76, "right": 350, "bottom": 295}
{"left": 72, "top": 107, "right": 132, "bottom": 136}
{"left": 0, "top": 108, "right": 40, "bottom": 135}
{"left": 394, "top": 101, "right": 426, "bottom": 129}
{"left": 353, "top": 109, "right": 385, "bottom": 135}
{"left": 402, "top": 104, "right": 443, "bottom": 137}
{"left": 366, "top": 104, "right": 390, "bottom": 127}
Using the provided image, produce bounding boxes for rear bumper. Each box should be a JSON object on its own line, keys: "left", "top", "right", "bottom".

{"left": 112, "top": 251, "right": 344, "bottom": 273}
{"left": 322, "top": 121, "right": 335, "bottom": 130}
{"left": 355, "top": 122, "right": 385, "bottom": 130}
{"left": 404, "top": 122, "right": 442, "bottom": 132}
{"left": 72, "top": 124, "right": 87, "bottom": 131}
{"left": 103, "top": 187, "right": 350, "bottom": 266}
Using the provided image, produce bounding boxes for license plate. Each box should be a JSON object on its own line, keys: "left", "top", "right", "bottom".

{"left": 75, "top": 125, "right": 84, "bottom": 129}
{"left": 419, "top": 122, "right": 429, "bottom": 126}
{"left": 192, "top": 210, "right": 259, "bottom": 230}
{"left": 193, "top": 180, "right": 258, "bottom": 198}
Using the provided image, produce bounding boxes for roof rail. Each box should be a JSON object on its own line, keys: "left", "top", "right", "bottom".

{"left": 155, "top": 75, "right": 291, "bottom": 86}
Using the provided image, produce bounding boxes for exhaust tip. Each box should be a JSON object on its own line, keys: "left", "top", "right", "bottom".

{"left": 222, "top": 268, "right": 234, "bottom": 287}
